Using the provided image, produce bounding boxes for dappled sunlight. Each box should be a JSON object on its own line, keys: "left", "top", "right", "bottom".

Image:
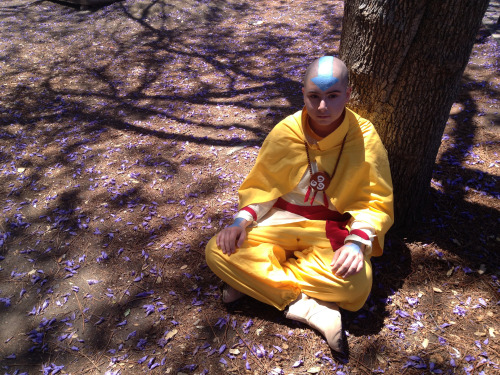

{"left": 0, "top": 0, "right": 498, "bottom": 374}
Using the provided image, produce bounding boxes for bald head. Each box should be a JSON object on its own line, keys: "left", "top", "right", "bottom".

{"left": 303, "top": 56, "right": 349, "bottom": 91}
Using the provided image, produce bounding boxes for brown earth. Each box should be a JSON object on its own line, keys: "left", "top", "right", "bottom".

{"left": 0, "top": 1, "right": 498, "bottom": 374}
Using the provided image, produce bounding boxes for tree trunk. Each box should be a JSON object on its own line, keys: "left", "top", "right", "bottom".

{"left": 339, "top": 0, "right": 489, "bottom": 227}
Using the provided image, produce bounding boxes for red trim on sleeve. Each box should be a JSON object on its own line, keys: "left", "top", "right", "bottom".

{"left": 240, "top": 206, "right": 257, "bottom": 221}
{"left": 349, "top": 229, "right": 370, "bottom": 241}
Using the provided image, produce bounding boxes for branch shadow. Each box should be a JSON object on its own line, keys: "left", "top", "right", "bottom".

{"left": 2, "top": 0, "right": 497, "bottom": 373}
{"left": 0, "top": 1, "right": 344, "bottom": 372}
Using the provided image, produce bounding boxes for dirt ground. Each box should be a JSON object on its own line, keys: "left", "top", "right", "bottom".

{"left": 0, "top": 0, "right": 498, "bottom": 374}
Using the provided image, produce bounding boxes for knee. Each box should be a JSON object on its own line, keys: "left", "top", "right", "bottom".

{"left": 339, "top": 261, "right": 372, "bottom": 311}
{"left": 205, "top": 235, "right": 220, "bottom": 269}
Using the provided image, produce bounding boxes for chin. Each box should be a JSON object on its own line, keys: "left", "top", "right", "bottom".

{"left": 315, "top": 117, "right": 333, "bottom": 124}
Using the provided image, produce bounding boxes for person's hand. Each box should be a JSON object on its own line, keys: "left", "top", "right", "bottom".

{"left": 216, "top": 219, "right": 248, "bottom": 255}
{"left": 330, "top": 242, "right": 365, "bottom": 278}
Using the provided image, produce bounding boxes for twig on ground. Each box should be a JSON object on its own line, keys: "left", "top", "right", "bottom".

{"left": 74, "top": 291, "right": 85, "bottom": 332}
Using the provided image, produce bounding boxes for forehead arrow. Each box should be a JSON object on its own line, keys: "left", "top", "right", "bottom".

{"left": 311, "top": 56, "right": 338, "bottom": 92}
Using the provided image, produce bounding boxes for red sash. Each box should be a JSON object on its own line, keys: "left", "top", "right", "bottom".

{"left": 273, "top": 198, "right": 350, "bottom": 250}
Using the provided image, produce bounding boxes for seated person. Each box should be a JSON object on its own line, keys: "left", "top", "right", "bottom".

{"left": 205, "top": 56, "right": 394, "bottom": 354}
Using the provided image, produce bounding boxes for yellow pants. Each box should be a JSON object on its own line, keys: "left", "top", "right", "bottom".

{"left": 205, "top": 220, "right": 372, "bottom": 312}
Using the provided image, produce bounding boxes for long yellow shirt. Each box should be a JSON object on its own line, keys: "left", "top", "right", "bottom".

{"left": 238, "top": 107, "right": 394, "bottom": 256}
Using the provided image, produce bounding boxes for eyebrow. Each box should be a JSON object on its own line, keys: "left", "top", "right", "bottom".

{"left": 306, "top": 88, "right": 342, "bottom": 94}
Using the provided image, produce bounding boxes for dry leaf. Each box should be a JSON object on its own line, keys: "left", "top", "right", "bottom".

{"left": 478, "top": 264, "right": 486, "bottom": 274}
{"left": 489, "top": 327, "right": 496, "bottom": 337}
{"left": 422, "top": 338, "right": 429, "bottom": 348}
{"left": 229, "top": 349, "right": 240, "bottom": 355}
{"left": 165, "top": 329, "right": 178, "bottom": 341}
{"left": 447, "top": 268, "right": 454, "bottom": 276}
{"left": 474, "top": 331, "right": 486, "bottom": 337}
{"left": 433, "top": 287, "right": 443, "bottom": 293}
{"left": 180, "top": 265, "right": 188, "bottom": 270}
{"left": 307, "top": 367, "right": 321, "bottom": 374}
{"left": 226, "top": 146, "right": 245, "bottom": 155}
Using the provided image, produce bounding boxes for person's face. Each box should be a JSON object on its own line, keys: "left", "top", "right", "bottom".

{"left": 302, "top": 76, "right": 351, "bottom": 136}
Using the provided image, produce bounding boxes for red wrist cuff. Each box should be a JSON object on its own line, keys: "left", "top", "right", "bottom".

{"left": 349, "top": 229, "right": 370, "bottom": 241}
{"left": 240, "top": 206, "right": 257, "bottom": 221}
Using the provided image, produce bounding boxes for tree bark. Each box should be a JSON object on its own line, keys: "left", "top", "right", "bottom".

{"left": 339, "top": 0, "right": 489, "bottom": 227}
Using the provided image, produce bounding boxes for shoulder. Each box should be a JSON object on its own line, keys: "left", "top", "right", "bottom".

{"left": 346, "top": 108, "right": 377, "bottom": 135}
{"left": 264, "top": 110, "right": 305, "bottom": 144}
{"left": 346, "top": 108, "right": 385, "bottom": 145}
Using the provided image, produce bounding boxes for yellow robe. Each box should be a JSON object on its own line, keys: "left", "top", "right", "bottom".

{"left": 205, "top": 107, "right": 394, "bottom": 311}
{"left": 238, "top": 107, "right": 394, "bottom": 256}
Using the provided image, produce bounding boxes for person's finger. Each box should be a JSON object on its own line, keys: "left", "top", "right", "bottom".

{"left": 332, "top": 261, "right": 345, "bottom": 275}
{"left": 236, "top": 228, "right": 246, "bottom": 248}
{"left": 228, "top": 228, "right": 241, "bottom": 255}
{"left": 228, "top": 237, "right": 236, "bottom": 255}
{"left": 221, "top": 231, "right": 231, "bottom": 255}
{"left": 219, "top": 232, "right": 228, "bottom": 254}
{"left": 344, "top": 254, "right": 365, "bottom": 278}
{"left": 355, "top": 257, "right": 364, "bottom": 274}
{"left": 343, "top": 258, "right": 359, "bottom": 278}
{"left": 341, "top": 254, "right": 355, "bottom": 275}
{"left": 331, "top": 250, "right": 348, "bottom": 272}
{"left": 216, "top": 231, "right": 222, "bottom": 249}
{"left": 225, "top": 231, "right": 234, "bottom": 255}
{"left": 331, "top": 247, "right": 341, "bottom": 265}
{"left": 330, "top": 249, "right": 343, "bottom": 267}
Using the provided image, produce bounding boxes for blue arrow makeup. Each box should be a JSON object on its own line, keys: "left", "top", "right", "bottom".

{"left": 311, "top": 56, "right": 338, "bottom": 91}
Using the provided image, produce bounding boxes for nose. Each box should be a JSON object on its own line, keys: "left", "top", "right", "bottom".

{"left": 318, "top": 99, "right": 327, "bottom": 111}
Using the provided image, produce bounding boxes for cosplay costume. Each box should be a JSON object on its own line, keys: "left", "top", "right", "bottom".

{"left": 205, "top": 107, "right": 394, "bottom": 311}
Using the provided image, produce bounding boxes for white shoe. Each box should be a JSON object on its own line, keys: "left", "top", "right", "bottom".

{"left": 222, "top": 284, "right": 245, "bottom": 303}
{"left": 285, "top": 293, "right": 345, "bottom": 353}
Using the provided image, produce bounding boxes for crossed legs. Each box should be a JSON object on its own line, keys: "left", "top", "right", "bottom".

{"left": 205, "top": 220, "right": 372, "bottom": 312}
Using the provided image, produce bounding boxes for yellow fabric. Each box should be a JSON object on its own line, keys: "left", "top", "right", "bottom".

{"left": 205, "top": 221, "right": 372, "bottom": 311}
{"left": 238, "top": 107, "right": 394, "bottom": 256}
